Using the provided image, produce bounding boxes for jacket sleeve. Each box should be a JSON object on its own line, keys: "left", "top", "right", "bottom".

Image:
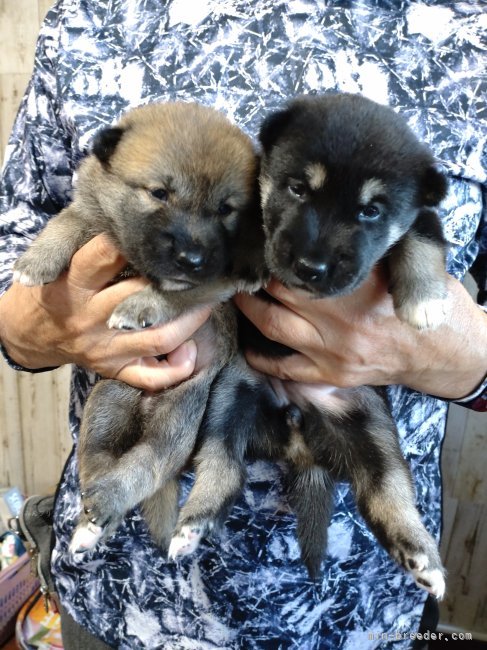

{"left": 0, "top": 3, "right": 74, "bottom": 298}
{"left": 0, "top": 4, "right": 74, "bottom": 371}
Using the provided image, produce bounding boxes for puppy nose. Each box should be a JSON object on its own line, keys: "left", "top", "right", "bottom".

{"left": 294, "top": 257, "right": 328, "bottom": 283}
{"left": 176, "top": 247, "right": 206, "bottom": 272}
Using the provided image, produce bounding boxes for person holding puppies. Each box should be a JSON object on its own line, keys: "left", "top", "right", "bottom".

{"left": 1, "top": 1, "right": 486, "bottom": 649}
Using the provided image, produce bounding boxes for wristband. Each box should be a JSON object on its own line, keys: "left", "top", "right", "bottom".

{"left": 452, "top": 372, "right": 487, "bottom": 412}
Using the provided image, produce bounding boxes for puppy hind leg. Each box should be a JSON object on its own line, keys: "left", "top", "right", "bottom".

{"left": 355, "top": 469, "right": 446, "bottom": 599}
{"left": 93, "top": 376, "right": 211, "bottom": 522}
{"left": 168, "top": 438, "right": 246, "bottom": 560}
{"left": 74, "top": 375, "right": 209, "bottom": 551}
{"left": 72, "top": 380, "right": 144, "bottom": 552}
{"left": 168, "top": 363, "right": 257, "bottom": 560}
{"left": 345, "top": 410, "right": 445, "bottom": 598}
{"left": 142, "top": 479, "right": 180, "bottom": 551}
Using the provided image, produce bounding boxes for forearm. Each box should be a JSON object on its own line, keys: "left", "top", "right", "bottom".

{"left": 0, "top": 282, "right": 65, "bottom": 369}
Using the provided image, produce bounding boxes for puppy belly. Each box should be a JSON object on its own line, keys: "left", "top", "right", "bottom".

{"left": 282, "top": 381, "right": 351, "bottom": 416}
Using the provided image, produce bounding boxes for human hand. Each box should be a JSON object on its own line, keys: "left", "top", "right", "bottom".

{"left": 0, "top": 234, "right": 211, "bottom": 390}
{"left": 234, "top": 267, "right": 487, "bottom": 400}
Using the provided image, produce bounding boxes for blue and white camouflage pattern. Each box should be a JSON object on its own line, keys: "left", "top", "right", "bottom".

{"left": 0, "top": 1, "right": 486, "bottom": 648}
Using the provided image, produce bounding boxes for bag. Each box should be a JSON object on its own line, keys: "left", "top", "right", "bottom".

{"left": 15, "top": 590, "right": 63, "bottom": 649}
{"left": 0, "top": 552, "right": 39, "bottom": 644}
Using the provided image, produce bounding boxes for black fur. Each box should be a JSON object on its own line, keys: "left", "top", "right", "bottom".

{"left": 92, "top": 127, "right": 125, "bottom": 165}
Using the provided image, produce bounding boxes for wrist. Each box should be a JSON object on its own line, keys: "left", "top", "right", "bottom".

{"left": 0, "top": 339, "right": 59, "bottom": 373}
{"left": 396, "top": 281, "right": 487, "bottom": 400}
{"left": 0, "top": 285, "right": 62, "bottom": 371}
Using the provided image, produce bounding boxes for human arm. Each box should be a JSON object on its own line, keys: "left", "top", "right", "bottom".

{"left": 0, "top": 233, "right": 211, "bottom": 390}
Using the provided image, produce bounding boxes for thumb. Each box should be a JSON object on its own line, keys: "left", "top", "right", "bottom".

{"left": 117, "top": 340, "right": 198, "bottom": 390}
{"left": 165, "top": 339, "right": 198, "bottom": 369}
{"left": 68, "top": 234, "right": 128, "bottom": 292}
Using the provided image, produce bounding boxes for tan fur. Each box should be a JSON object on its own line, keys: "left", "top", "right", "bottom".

{"left": 14, "top": 101, "right": 265, "bottom": 555}
{"left": 259, "top": 174, "right": 273, "bottom": 209}
{"left": 358, "top": 177, "right": 386, "bottom": 204}
{"left": 112, "top": 102, "right": 256, "bottom": 192}
{"left": 305, "top": 162, "right": 327, "bottom": 190}
{"left": 285, "top": 429, "right": 315, "bottom": 469}
{"left": 389, "top": 233, "right": 449, "bottom": 329}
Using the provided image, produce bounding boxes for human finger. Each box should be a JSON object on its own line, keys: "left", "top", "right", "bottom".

{"left": 234, "top": 292, "right": 316, "bottom": 349}
{"left": 243, "top": 348, "right": 329, "bottom": 384}
{"left": 116, "top": 340, "right": 198, "bottom": 390}
{"left": 68, "top": 234, "right": 128, "bottom": 291}
{"left": 90, "top": 276, "right": 151, "bottom": 317}
{"left": 102, "top": 307, "right": 212, "bottom": 360}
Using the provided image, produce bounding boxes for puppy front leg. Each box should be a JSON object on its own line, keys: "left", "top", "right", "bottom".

{"left": 388, "top": 209, "right": 449, "bottom": 330}
{"left": 107, "top": 280, "right": 237, "bottom": 330}
{"left": 13, "top": 205, "right": 94, "bottom": 286}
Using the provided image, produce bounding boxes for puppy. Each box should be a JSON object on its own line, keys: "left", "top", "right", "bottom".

{"left": 13, "top": 101, "right": 266, "bottom": 551}
{"left": 166, "top": 93, "right": 448, "bottom": 599}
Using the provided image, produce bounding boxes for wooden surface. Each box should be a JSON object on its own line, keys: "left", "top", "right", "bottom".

{"left": 0, "top": 0, "right": 73, "bottom": 497}
{"left": 0, "top": 0, "right": 486, "bottom": 638}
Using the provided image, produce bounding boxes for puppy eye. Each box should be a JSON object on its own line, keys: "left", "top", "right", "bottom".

{"left": 288, "top": 183, "right": 306, "bottom": 199}
{"left": 358, "top": 204, "right": 381, "bottom": 222}
{"left": 150, "top": 188, "right": 169, "bottom": 202}
{"left": 217, "top": 202, "right": 233, "bottom": 217}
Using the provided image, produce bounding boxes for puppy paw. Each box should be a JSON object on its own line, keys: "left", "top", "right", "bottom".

{"left": 107, "top": 299, "right": 165, "bottom": 330}
{"left": 107, "top": 308, "right": 156, "bottom": 330}
{"left": 69, "top": 520, "right": 104, "bottom": 553}
{"left": 396, "top": 297, "right": 449, "bottom": 330}
{"left": 13, "top": 257, "right": 64, "bottom": 286}
{"left": 168, "top": 525, "right": 204, "bottom": 560}
{"left": 391, "top": 533, "right": 446, "bottom": 600}
{"left": 404, "top": 552, "right": 446, "bottom": 600}
{"left": 79, "top": 483, "right": 123, "bottom": 532}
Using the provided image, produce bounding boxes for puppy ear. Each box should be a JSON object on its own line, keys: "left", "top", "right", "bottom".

{"left": 259, "top": 107, "right": 294, "bottom": 151}
{"left": 421, "top": 163, "right": 448, "bottom": 206}
{"left": 92, "top": 127, "right": 125, "bottom": 165}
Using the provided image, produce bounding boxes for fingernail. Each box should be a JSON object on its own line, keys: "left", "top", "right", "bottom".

{"left": 169, "top": 339, "right": 197, "bottom": 367}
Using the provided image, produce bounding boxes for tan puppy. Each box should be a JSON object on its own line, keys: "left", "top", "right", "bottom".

{"left": 14, "top": 101, "right": 265, "bottom": 550}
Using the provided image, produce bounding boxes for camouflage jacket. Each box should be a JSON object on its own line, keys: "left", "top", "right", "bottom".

{"left": 0, "top": 1, "right": 485, "bottom": 648}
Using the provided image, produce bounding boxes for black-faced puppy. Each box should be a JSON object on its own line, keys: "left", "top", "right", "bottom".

{"left": 259, "top": 92, "right": 449, "bottom": 327}
{"left": 13, "top": 101, "right": 265, "bottom": 551}
{"left": 167, "top": 93, "right": 447, "bottom": 599}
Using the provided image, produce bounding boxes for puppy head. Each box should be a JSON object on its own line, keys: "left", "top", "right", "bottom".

{"left": 85, "top": 102, "right": 258, "bottom": 288}
{"left": 259, "top": 93, "right": 447, "bottom": 296}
